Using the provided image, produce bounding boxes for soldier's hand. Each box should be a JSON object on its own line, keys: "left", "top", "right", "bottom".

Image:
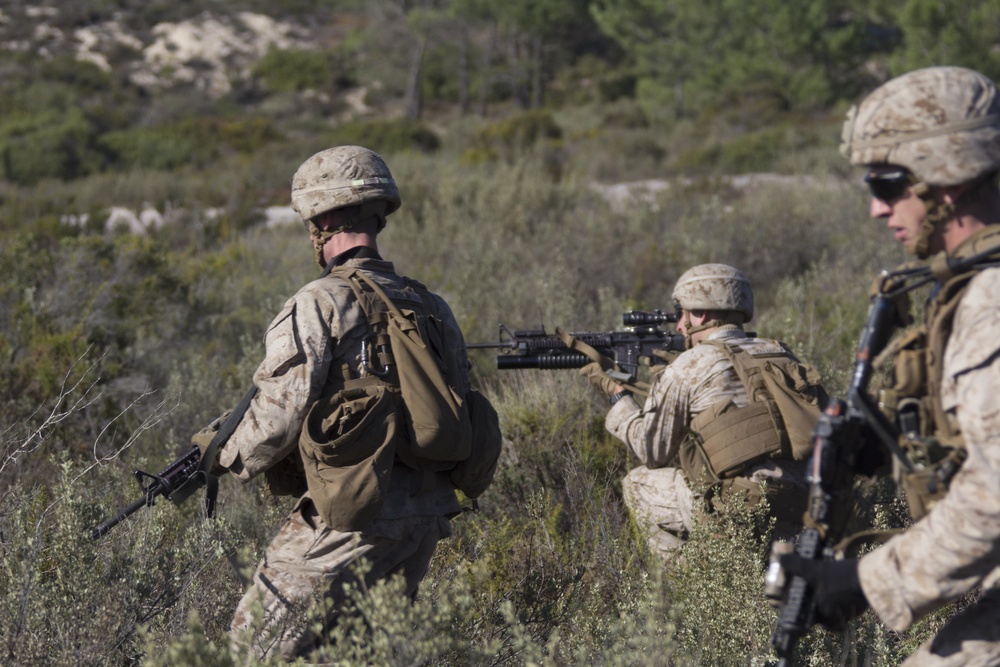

{"left": 191, "top": 410, "right": 232, "bottom": 476}
{"left": 779, "top": 554, "right": 868, "bottom": 630}
{"left": 578, "top": 362, "right": 622, "bottom": 397}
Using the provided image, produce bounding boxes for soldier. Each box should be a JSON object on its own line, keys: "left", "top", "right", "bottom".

{"left": 195, "top": 146, "right": 485, "bottom": 660}
{"left": 781, "top": 66, "right": 1000, "bottom": 665}
{"left": 580, "top": 264, "right": 827, "bottom": 561}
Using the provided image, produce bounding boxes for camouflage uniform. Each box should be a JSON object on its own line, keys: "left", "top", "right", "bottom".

{"left": 606, "top": 326, "right": 808, "bottom": 560}
{"left": 858, "top": 267, "right": 1000, "bottom": 666}
{"left": 220, "top": 254, "right": 467, "bottom": 659}
{"left": 837, "top": 67, "right": 1000, "bottom": 665}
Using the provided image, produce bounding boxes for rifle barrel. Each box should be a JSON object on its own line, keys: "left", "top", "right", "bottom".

{"left": 91, "top": 494, "right": 150, "bottom": 540}
{"left": 496, "top": 353, "right": 592, "bottom": 370}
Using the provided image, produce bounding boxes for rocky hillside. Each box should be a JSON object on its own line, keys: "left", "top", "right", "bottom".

{"left": 0, "top": 4, "right": 325, "bottom": 97}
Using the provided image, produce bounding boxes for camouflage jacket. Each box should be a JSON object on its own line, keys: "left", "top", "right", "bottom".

{"left": 605, "top": 327, "right": 806, "bottom": 485}
{"left": 219, "top": 254, "right": 466, "bottom": 519}
{"left": 859, "top": 266, "right": 1000, "bottom": 631}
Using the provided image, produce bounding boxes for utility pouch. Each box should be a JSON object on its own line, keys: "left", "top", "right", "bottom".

{"left": 299, "top": 378, "right": 400, "bottom": 531}
{"left": 263, "top": 452, "right": 308, "bottom": 498}
{"left": 686, "top": 399, "right": 783, "bottom": 480}
{"left": 449, "top": 389, "right": 503, "bottom": 499}
{"left": 898, "top": 439, "right": 966, "bottom": 520}
{"left": 901, "top": 466, "right": 950, "bottom": 521}
{"left": 890, "top": 329, "right": 928, "bottom": 398}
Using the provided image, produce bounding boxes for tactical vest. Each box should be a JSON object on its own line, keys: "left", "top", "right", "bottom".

{"left": 679, "top": 336, "right": 826, "bottom": 522}
{"left": 877, "top": 226, "right": 1000, "bottom": 519}
{"left": 298, "top": 266, "right": 502, "bottom": 531}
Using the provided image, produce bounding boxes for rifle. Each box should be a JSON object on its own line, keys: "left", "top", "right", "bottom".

{"left": 767, "top": 248, "right": 1000, "bottom": 664}
{"left": 91, "top": 385, "right": 259, "bottom": 540}
{"left": 468, "top": 310, "right": 686, "bottom": 390}
{"left": 766, "top": 266, "right": 930, "bottom": 665}
{"left": 93, "top": 259, "right": 355, "bottom": 540}
{"left": 91, "top": 445, "right": 215, "bottom": 540}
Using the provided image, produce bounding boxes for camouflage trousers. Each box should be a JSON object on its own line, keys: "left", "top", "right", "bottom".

{"left": 900, "top": 586, "right": 1000, "bottom": 667}
{"left": 230, "top": 496, "right": 451, "bottom": 661}
{"left": 621, "top": 466, "right": 803, "bottom": 564}
{"left": 622, "top": 466, "right": 695, "bottom": 562}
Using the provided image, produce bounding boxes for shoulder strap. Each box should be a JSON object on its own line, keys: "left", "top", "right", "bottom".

{"left": 701, "top": 339, "right": 772, "bottom": 404}
{"left": 702, "top": 338, "right": 791, "bottom": 457}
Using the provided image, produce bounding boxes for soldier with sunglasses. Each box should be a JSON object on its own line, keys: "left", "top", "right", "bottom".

{"left": 781, "top": 67, "right": 1000, "bottom": 665}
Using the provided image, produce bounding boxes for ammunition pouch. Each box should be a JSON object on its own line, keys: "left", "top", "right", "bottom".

{"left": 299, "top": 377, "right": 400, "bottom": 532}
{"left": 263, "top": 452, "right": 308, "bottom": 497}
{"left": 680, "top": 399, "right": 783, "bottom": 484}
{"left": 898, "top": 437, "right": 966, "bottom": 520}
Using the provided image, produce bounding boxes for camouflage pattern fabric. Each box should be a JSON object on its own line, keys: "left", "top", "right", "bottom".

{"left": 841, "top": 66, "right": 1000, "bottom": 188}
{"left": 218, "top": 255, "right": 465, "bottom": 658}
{"left": 622, "top": 465, "right": 694, "bottom": 560}
{"left": 605, "top": 327, "right": 808, "bottom": 559}
{"left": 231, "top": 494, "right": 451, "bottom": 660}
{"left": 858, "top": 267, "right": 1000, "bottom": 665}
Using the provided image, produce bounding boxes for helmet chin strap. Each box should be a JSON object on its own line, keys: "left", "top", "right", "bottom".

{"left": 307, "top": 201, "right": 388, "bottom": 268}
{"left": 680, "top": 310, "right": 725, "bottom": 349}
{"left": 910, "top": 182, "right": 954, "bottom": 259}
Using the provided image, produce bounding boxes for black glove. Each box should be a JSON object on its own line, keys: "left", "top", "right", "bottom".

{"left": 779, "top": 554, "right": 868, "bottom": 630}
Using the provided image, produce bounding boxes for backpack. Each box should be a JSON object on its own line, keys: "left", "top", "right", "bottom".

{"left": 710, "top": 338, "right": 827, "bottom": 462}
{"left": 299, "top": 267, "right": 502, "bottom": 530}
{"left": 680, "top": 338, "right": 827, "bottom": 484}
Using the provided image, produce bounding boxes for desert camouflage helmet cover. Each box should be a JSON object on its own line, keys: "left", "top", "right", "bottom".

{"left": 672, "top": 263, "right": 754, "bottom": 322}
{"left": 841, "top": 66, "right": 1000, "bottom": 187}
{"left": 291, "top": 146, "right": 402, "bottom": 221}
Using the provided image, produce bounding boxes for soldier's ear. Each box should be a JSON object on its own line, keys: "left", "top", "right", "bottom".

{"left": 939, "top": 183, "right": 972, "bottom": 206}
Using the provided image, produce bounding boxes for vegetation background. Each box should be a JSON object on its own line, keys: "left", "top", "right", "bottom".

{"left": 0, "top": 0, "right": 990, "bottom": 664}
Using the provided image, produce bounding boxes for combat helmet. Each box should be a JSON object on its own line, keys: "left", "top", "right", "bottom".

{"left": 841, "top": 66, "right": 1000, "bottom": 188}
{"left": 672, "top": 263, "right": 754, "bottom": 323}
{"left": 291, "top": 146, "right": 401, "bottom": 224}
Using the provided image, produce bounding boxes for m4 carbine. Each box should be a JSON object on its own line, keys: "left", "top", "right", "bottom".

{"left": 765, "top": 265, "right": 934, "bottom": 666}
{"left": 766, "top": 248, "right": 1000, "bottom": 665}
{"left": 90, "top": 445, "right": 216, "bottom": 540}
{"left": 91, "top": 386, "right": 258, "bottom": 540}
{"left": 469, "top": 310, "right": 686, "bottom": 390}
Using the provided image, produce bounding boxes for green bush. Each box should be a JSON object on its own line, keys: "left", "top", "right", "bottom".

{"left": 253, "top": 47, "right": 344, "bottom": 93}
{"left": 0, "top": 108, "right": 106, "bottom": 184}
{"left": 325, "top": 118, "right": 441, "bottom": 155}
{"left": 101, "top": 116, "right": 280, "bottom": 171}
{"left": 464, "top": 110, "right": 564, "bottom": 164}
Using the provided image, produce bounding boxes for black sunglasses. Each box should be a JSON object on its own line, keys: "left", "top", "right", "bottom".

{"left": 864, "top": 170, "right": 914, "bottom": 203}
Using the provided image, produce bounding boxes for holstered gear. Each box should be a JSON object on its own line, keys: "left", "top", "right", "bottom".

{"left": 678, "top": 338, "right": 824, "bottom": 527}
{"left": 298, "top": 267, "right": 501, "bottom": 531}
{"left": 876, "top": 227, "right": 1000, "bottom": 518}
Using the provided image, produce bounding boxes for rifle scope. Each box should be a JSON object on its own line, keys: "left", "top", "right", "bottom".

{"left": 622, "top": 309, "right": 676, "bottom": 327}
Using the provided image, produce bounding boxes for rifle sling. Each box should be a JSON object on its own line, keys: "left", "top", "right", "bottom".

{"left": 198, "top": 385, "right": 259, "bottom": 517}
{"left": 194, "top": 253, "right": 355, "bottom": 512}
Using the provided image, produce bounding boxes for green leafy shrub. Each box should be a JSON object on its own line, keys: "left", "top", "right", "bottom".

{"left": 100, "top": 116, "right": 279, "bottom": 171}
{"left": 325, "top": 118, "right": 441, "bottom": 155}
{"left": 253, "top": 47, "right": 346, "bottom": 93}
{"left": 463, "top": 110, "right": 563, "bottom": 164}
{"left": 0, "top": 107, "right": 106, "bottom": 184}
